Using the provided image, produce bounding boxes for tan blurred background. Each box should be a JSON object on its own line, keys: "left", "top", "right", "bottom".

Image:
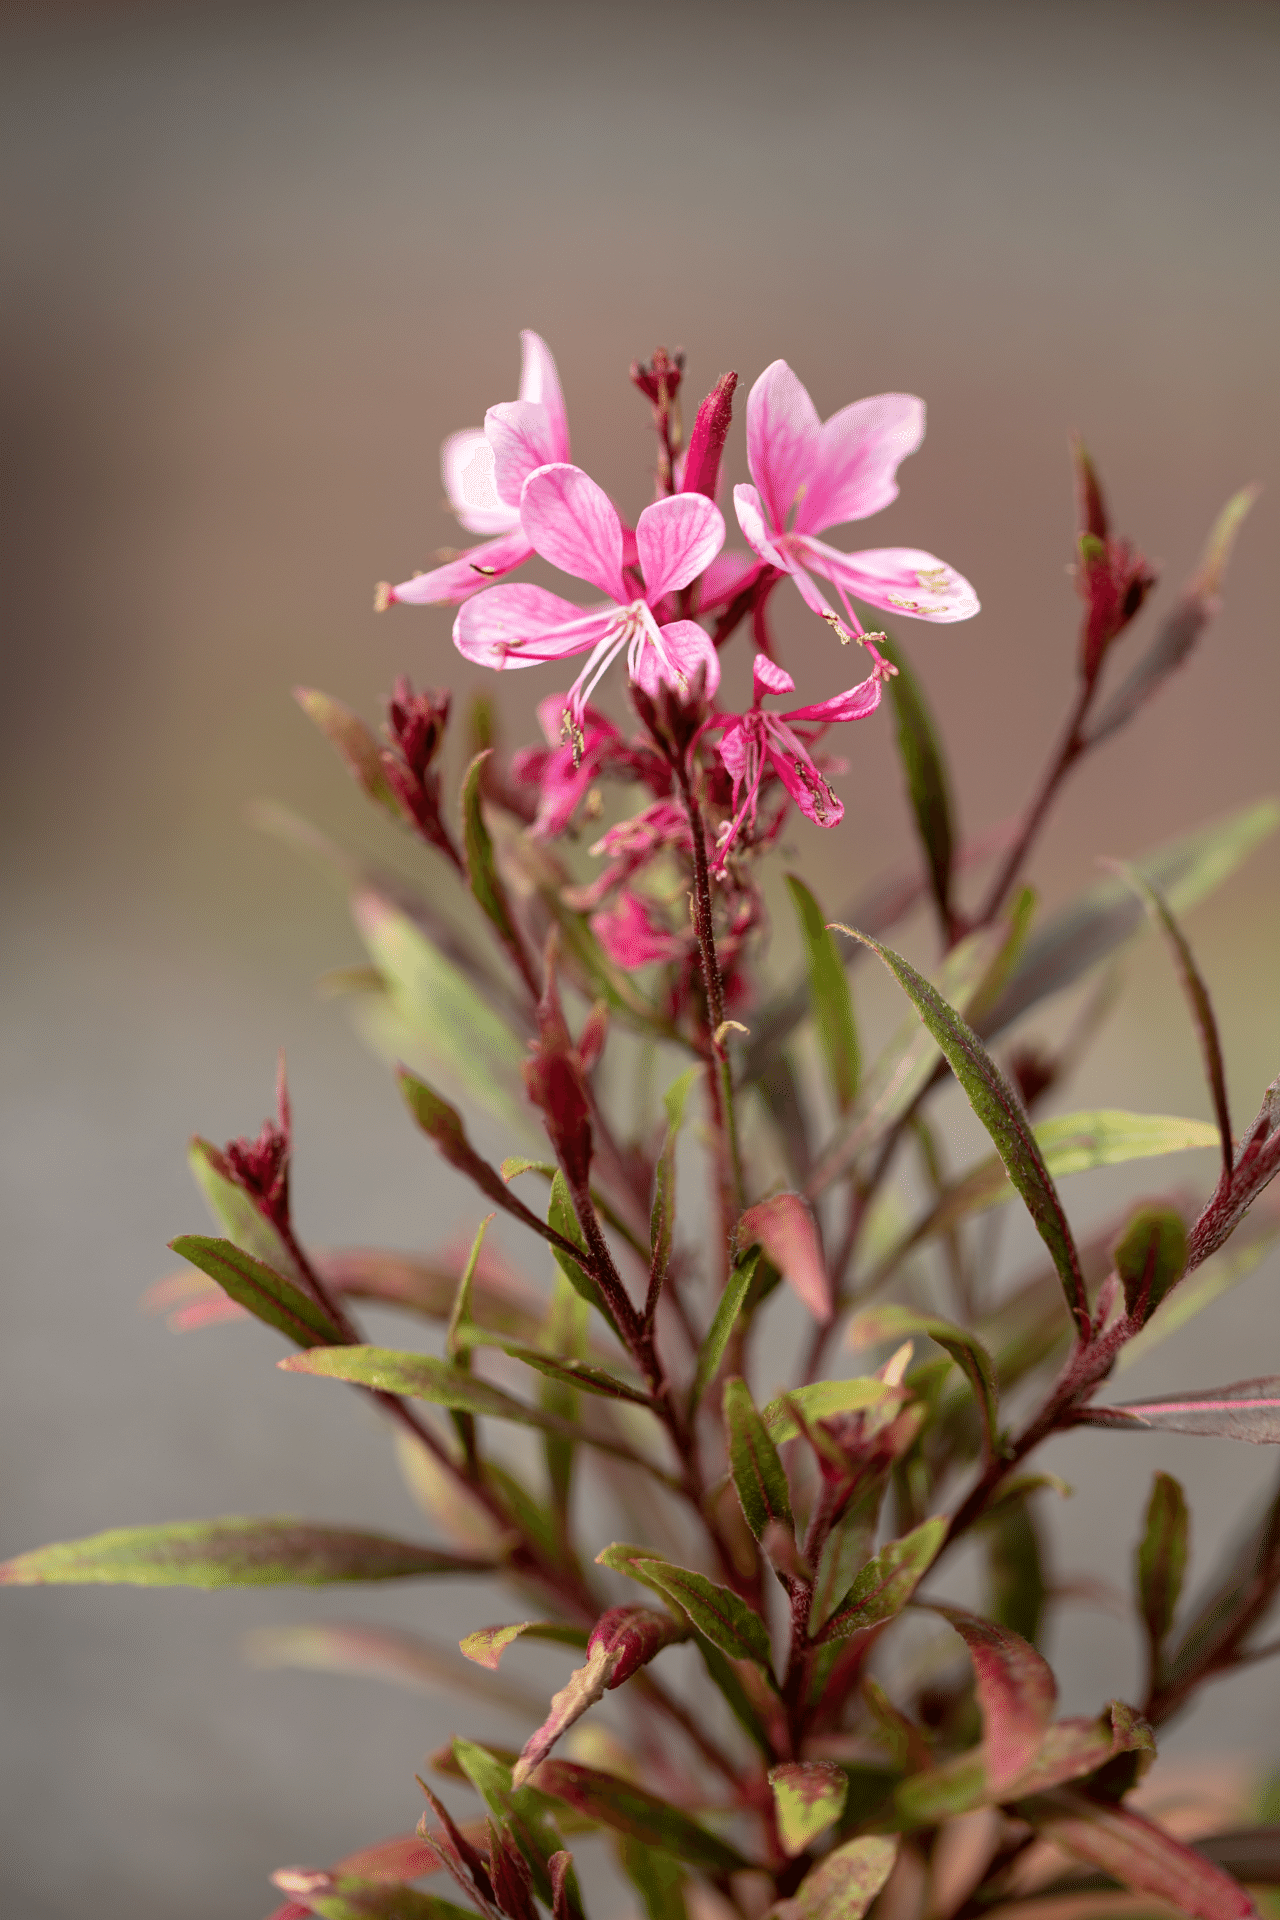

{"left": 3, "top": 1, "right": 1280, "bottom": 1913}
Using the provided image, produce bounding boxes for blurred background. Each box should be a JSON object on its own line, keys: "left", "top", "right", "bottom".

{"left": 3, "top": 1, "right": 1279, "bottom": 1913}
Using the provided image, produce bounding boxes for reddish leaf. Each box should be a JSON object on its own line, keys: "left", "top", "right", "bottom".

{"left": 928, "top": 1605, "right": 1057, "bottom": 1793}
{"left": 529, "top": 1760, "right": 749, "bottom": 1873}
{"left": 737, "top": 1192, "right": 831, "bottom": 1323}
{"left": 1081, "top": 1378, "right": 1280, "bottom": 1443}
{"left": 1021, "top": 1787, "right": 1254, "bottom": 1920}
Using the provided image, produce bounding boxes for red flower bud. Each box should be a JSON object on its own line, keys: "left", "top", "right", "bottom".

{"left": 681, "top": 371, "right": 738, "bottom": 501}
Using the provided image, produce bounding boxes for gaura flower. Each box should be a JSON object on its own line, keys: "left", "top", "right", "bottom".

{"left": 591, "top": 890, "right": 689, "bottom": 970}
{"left": 509, "top": 694, "right": 669, "bottom": 840}
{"left": 378, "top": 330, "right": 570, "bottom": 609}
{"left": 733, "top": 360, "right": 979, "bottom": 642}
{"left": 454, "top": 463, "right": 724, "bottom": 736}
{"left": 712, "top": 652, "right": 887, "bottom": 873}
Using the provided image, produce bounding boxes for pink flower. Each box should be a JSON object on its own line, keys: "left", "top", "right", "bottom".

{"left": 454, "top": 463, "right": 725, "bottom": 731}
{"left": 565, "top": 799, "right": 693, "bottom": 910}
{"left": 712, "top": 652, "right": 886, "bottom": 872}
{"left": 378, "top": 331, "right": 570, "bottom": 609}
{"left": 509, "top": 694, "right": 669, "bottom": 839}
{"left": 591, "top": 891, "right": 688, "bottom": 968}
{"left": 733, "top": 360, "right": 979, "bottom": 642}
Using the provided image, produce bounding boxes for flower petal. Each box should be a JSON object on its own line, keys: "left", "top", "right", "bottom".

{"left": 442, "top": 428, "right": 519, "bottom": 535}
{"left": 453, "top": 583, "right": 614, "bottom": 669}
{"left": 591, "top": 892, "right": 685, "bottom": 968}
{"left": 753, "top": 653, "right": 795, "bottom": 702}
{"left": 518, "top": 330, "right": 570, "bottom": 460}
{"left": 765, "top": 717, "right": 844, "bottom": 828}
{"left": 634, "top": 492, "right": 725, "bottom": 600}
{"left": 734, "top": 484, "right": 790, "bottom": 570}
{"left": 784, "top": 671, "right": 884, "bottom": 725}
{"left": 717, "top": 716, "right": 752, "bottom": 786}
{"left": 520, "top": 464, "right": 627, "bottom": 600}
{"left": 699, "top": 548, "right": 765, "bottom": 611}
{"left": 385, "top": 527, "right": 533, "bottom": 606}
{"left": 798, "top": 393, "right": 926, "bottom": 534}
{"left": 797, "top": 539, "right": 980, "bottom": 623}
{"left": 632, "top": 618, "right": 722, "bottom": 702}
{"left": 745, "top": 360, "right": 821, "bottom": 534}
{"left": 486, "top": 400, "right": 565, "bottom": 509}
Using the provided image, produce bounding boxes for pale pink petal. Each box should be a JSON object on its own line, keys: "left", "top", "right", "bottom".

{"left": 798, "top": 393, "right": 926, "bottom": 534}
{"left": 634, "top": 493, "right": 725, "bottom": 600}
{"left": 591, "top": 892, "right": 685, "bottom": 967}
{"left": 453, "top": 583, "right": 614, "bottom": 670}
{"left": 486, "top": 400, "right": 563, "bottom": 508}
{"left": 699, "top": 548, "right": 764, "bottom": 611}
{"left": 441, "top": 428, "right": 519, "bottom": 535}
{"left": 632, "top": 618, "right": 721, "bottom": 702}
{"left": 385, "top": 527, "right": 533, "bottom": 606}
{"left": 717, "top": 716, "right": 751, "bottom": 786}
{"left": 535, "top": 690, "right": 571, "bottom": 748}
{"left": 797, "top": 538, "right": 980, "bottom": 623}
{"left": 765, "top": 717, "right": 844, "bottom": 828}
{"left": 753, "top": 653, "right": 795, "bottom": 701}
{"left": 745, "top": 360, "right": 821, "bottom": 533}
{"left": 784, "top": 670, "right": 884, "bottom": 725}
{"left": 737, "top": 1191, "right": 832, "bottom": 1322}
{"left": 733, "top": 484, "right": 790, "bottom": 570}
{"left": 517, "top": 330, "right": 570, "bottom": 460}
{"left": 520, "top": 464, "right": 627, "bottom": 600}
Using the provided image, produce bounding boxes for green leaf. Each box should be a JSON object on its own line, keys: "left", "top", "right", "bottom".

{"left": 835, "top": 928, "right": 1088, "bottom": 1331}
{"left": 271, "top": 1871, "right": 476, "bottom": 1920}
{"left": 818, "top": 1516, "right": 947, "bottom": 1642}
{"left": 881, "top": 631, "right": 956, "bottom": 937}
{"left": 488, "top": 1344, "right": 653, "bottom": 1408}
{"left": 1019, "top": 1787, "right": 1253, "bottom": 1920}
{"left": 689, "top": 1250, "right": 759, "bottom": 1415}
{"left": 689, "top": 1631, "right": 773, "bottom": 1754}
{"left": 772, "top": 1835, "right": 898, "bottom": 1920}
{"left": 1118, "top": 1217, "right": 1280, "bottom": 1371}
{"left": 893, "top": 1701, "right": 1154, "bottom": 1825}
{"left": 0, "top": 1518, "right": 489, "bottom": 1587}
{"left": 170, "top": 1233, "right": 345, "bottom": 1348}
{"left": 768, "top": 1760, "right": 848, "bottom": 1857}
{"left": 724, "top": 1376, "right": 795, "bottom": 1546}
{"left": 529, "top": 1761, "right": 749, "bottom": 1873}
{"left": 849, "top": 1306, "right": 998, "bottom": 1458}
{"left": 548, "top": 1169, "right": 619, "bottom": 1336}
{"left": 187, "top": 1136, "right": 304, "bottom": 1282}
{"left": 786, "top": 875, "right": 860, "bottom": 1112}
{"left": 627, "top": 1554, "right": 775, "bottom": 1673}
{"left": 983, "top": 1495, "right": 1048, "bottom": 1649}
{"left": 451, "top": 1739, "right": 562, "bottom": 1907}
{"left": 811, "top": 1491, "right": 886, "bottom": 1636}
{"left": 354, "top": 886, "right": 529, "bottom": 1132}
{"left": 1136, "top": 1471, "right": 1189, "bottom": 1678}
{"left": 979, "top": 797, "right": 1280, "bottom": 1041}
{"left": 1115, "top": 1207, "right": 1188, "bottom": 1322}
{"left": 618, "top": 1836, "right": 688, "bottom": 1920}
{"left": 397, "top": 1070, "right": 543, "bottom": 1227}
{"left": 650, "top": 1066, "right": 700, "bottom": 1296}
{"left": 461, "top": 751, "right": 537, "bottom": 991}
{"left": 294, "top": 686, "right": 404, "bottom": 820}
{"left": 761, "top": 1377, "right": 899, "bottom": 1448}
{"left": 459, "top": 1621, "right": 589, "bottom": 1670}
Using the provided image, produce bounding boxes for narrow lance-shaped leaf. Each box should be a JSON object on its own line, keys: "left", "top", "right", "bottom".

{"left": 549, "top": 1852, "right": 586, "bottom": 1920}
{"left": 689, "top": 1249, "right": 759, "bottom": 1415}
{"left": 0, "top": 1518, "right": 491, "bottom": 1587}
{"left": 450, "top": 1740, "right": 561, "bottom": 1909}
{"left": 737, "top": 1191, "right": 832, "bottom": 1324}
{"left": 1107, "top": 860, "right": 1233, "bottom": 1180}
{"left": 927, "top": 1604, "right": 1057, "bottom": 1794}
{"left": 849, "top": 1306, "right": 998, "bottom": 1459}
{"left": 270, "top": 1871, "right": 475, "bottom": 1920}
{"left": 170, "top": 1234, "right": 346, "bottom": 1349}
{"left": 294, "top": 686, "right": 404, "bottom": 820}
{"left": 786, "top": 875, "right": 860, "bottom": 1111}
{"left": 818, "top": 1516, "right": 947, "bottom": 1643}
{"left": 511, "top": 1607, "right": 685, "bottom": 1785}
{"left": 245, "top": 1622, "right": 548, "bottom": 1716}
{"left": 1136, "top": 1471, "right": 1189, "bottom": 1683}
{"left": 617, "top": 1837, "right": 688, "bottom": 1920}
{"left": 547, "top": 1168, "right": 621, "bottom": 1337}
{"left": 762, "top": 1376, "right": 899, "bottom": 1448}
{"left": 459, "top": 1622, "right": 589, "bottom": 1670}
{"left": 771, "top": 1835, "right": 899, "bottom": 1920}
{"left": 724, "top": 1376, "right": 795, "bottom": 1548}
{"left": 768, "top": 1761, "right": 848, "bottom": 1857}
{"left": 1119, "top": 1216, "right": 1280, "bottom": 1372}
{"left": 1154, "top": 1470, "right": 1280, "bottom": 1722}
{"left": 881, "top": 630, "right": 956, "bottom": 938}
{"left": 1019, "top": 1787, "right": 1254, "bottom": 1920}
{"left": 461, "top": 751, "right": 539, "bottom": 996}
{"left": 649, "top": 1066, "right": 700, "bottom": 1307}
{"left": 1114, "top": 1206, "right": 1187, "bottom": 1324}
{"left": 833, "top": 927, "right": 1089, "bottom": 1332}
{"left": 629, "top": 1554, "right": 776, "bottom": 1674}
{"left": 1079, "top": 1378, "right": 1280, "bottom": 1443}
{"left": 187, "top": 1135, "right": 305, "bottom": 1281}
{"left": 527, "top": 1760, "right": 749, "bottom": 1874}
{"left": 893, "top": 1700, "right": 1155, "bottom": 1826}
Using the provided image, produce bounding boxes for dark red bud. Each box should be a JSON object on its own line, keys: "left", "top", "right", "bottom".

{"left": 224, "top": 1054, "right": 292, "bottom": 1231}
{"left": 629, "top": 345, "right": 685, "bottom": 407}
{"left": 586, "top": 1605, "right": 679, "bottom": 1687}
{"left": 681, "top": 371, "right": 737, "bottom": 500}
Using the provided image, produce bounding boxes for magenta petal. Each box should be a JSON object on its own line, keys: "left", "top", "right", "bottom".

{"left": 634, "top": 492, "right": 725, "bottom": 600}
{"left": 733, "top": 484, "right": 790, "bottom": 570}
{"left": 486, "top": 400, "right": 563, "bottom": 509}
{"left": 753, "top": 653, "right": 795, "bottom": 702}
{"left": 699, "top": 548, "right": 764, "bottom": 611}
{"left": 517, "top": 329, "right": 570, "bottom": 460}
{"left": 453, "top": 583, "right": 614, "bottom": 669}
{"left": 798, "top": 538, "right": 981, "bottom": 623}
{"left": 798, "top": 392, "right": 926, "bottom": 535}
{"left": 745, "top": 359, "right": 821, "bottom": 533}
{"left": 717, "top": 715, "right": 752, "bottom": 786}
{"left": 520, "top": 463, "right": 627, "bottom": 600}
{"left": 387, "top": 527, "right": 533, "bottom": 606}
{"left": 591, "top": 892, "right": 685, "bottom": 967}
{"left": 785, "top": 671, "right": 884, "bottom": 725}
{"left": 765, "top": 717, "right": 845, "bottom": 828}
{"left": 633, "top": 619, "right": 721, "bottom": 701}
{"left": 442, "top": 428, "right": 519, "bottom": 536}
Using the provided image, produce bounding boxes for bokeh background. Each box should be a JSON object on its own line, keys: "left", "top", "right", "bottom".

{"left": 3, "top": 1, "right": 1279, "bottom": 1914}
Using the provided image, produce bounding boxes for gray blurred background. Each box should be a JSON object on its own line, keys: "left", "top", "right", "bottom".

{"left": 3, "top": 1, "right": 1280, "bottom": 1913}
